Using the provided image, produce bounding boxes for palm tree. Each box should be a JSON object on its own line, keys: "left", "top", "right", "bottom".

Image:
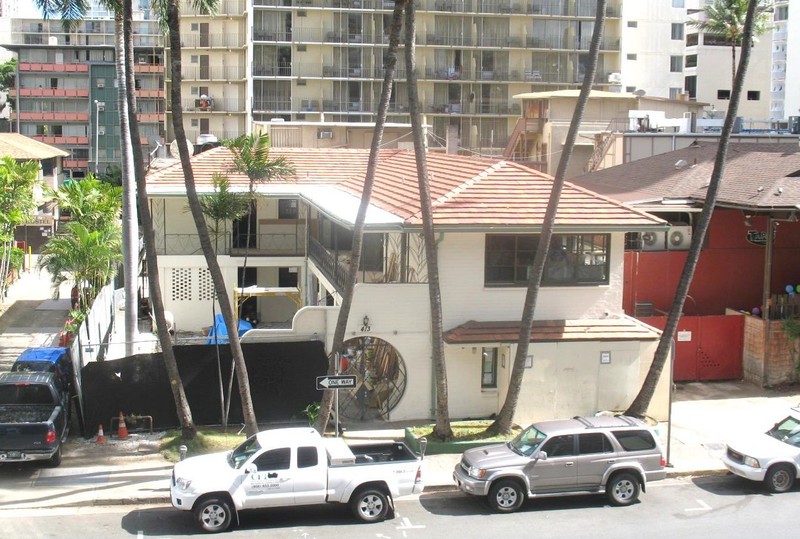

{"left": 487, "top": 0, "right": 607, "bottom": 436}
{"left": 49, "top": 175, "right": 122, "bottom": 231}
{"left": 197, "top": 173, "right": 250, "bottom": 427}
{"left": 0, "top": 157, "right": 39, "bottom": 298}
{"left": 39, "top": 222, "right": 123, "bottom": 310}
{"left": 129, "top": 0, "right": 202, "bottom": 438}
{"left": 34, "top": 0, "right": 138, "bottom": 357}
{"left": 687, "top": 0, "right": 773, "bottom": 91}
{"left": 165, "top": 0, "right": 259, "bottom": 436}
{"left": 315, "top": 0, "right": 407, "bottom": 434}
{"left": 113, "top": 3, "right": 139, "bottom": 357}
{"left": 404, "top": 1, "right": 452, "bottom": 438}
{"left": 222, "top": 132, "right": 293, "bottom": 317}
{"left": 626, "top": 0, "right": 760, "bottom": 418}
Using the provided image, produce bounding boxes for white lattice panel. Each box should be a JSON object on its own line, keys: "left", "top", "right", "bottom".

{"left": 198, "top": 268, "right": 215, "bottom": 301}
{"left": 171, "top": 267, "right": 193, "bottom": 301}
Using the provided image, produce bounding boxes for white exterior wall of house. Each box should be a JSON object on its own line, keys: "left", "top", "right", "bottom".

{"left": 437, "top": 232, "right": 625, "bottom": 325}
{"left": 152, "top": 195, "right": 668, "bottom": 424}
{"left": 444, "top": 337, "right": 668, "bottom": 424}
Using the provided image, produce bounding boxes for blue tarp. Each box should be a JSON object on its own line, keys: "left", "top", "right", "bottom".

{"left": 206, "top": 314, "right": 253, "bottom": 345}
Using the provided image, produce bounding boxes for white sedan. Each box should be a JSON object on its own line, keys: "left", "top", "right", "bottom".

{"left": 722, "top": 408, "right": 800, "bottom": 493}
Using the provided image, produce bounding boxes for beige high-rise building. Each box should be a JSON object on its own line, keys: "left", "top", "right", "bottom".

{"left": 166, "top": 0, "right": 624, "bottom": 155}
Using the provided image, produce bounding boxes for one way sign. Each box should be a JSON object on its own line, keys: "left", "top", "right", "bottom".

{"left": 316, "top": 375, "right": 357, "bottom": 390}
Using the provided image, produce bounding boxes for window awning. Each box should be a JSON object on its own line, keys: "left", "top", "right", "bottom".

{"left": 444, "top": 318, "right": 660, "bottom": 344}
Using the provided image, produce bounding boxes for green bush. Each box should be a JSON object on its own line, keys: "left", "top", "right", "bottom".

{"left": 8, "top": 247, "right": 23, "bottom": 273}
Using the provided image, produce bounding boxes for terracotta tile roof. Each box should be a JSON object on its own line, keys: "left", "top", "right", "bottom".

{"left": 443, "top": 318, "right": 661, "bottom": 344}
{"left": 570, "top": 142, "right": 800, "bottom": 212}
{"left": 146, "top": 147, "right": 665, "bottom": 230}
{"left": 0, "top": 133, "right": 69, "bottom": 160}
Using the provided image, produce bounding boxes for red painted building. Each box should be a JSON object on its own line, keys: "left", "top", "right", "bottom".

{"left": 572, "top": 142, "right": 800, "bottom": 385}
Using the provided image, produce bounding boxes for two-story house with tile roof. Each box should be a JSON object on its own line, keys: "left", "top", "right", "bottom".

{"left": 145, "top": 146, "right": 672, "bottom": 425}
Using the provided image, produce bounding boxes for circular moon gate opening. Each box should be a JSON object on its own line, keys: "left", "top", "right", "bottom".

{"left": 337, "top": 336, "right": 407, "bottom": 422}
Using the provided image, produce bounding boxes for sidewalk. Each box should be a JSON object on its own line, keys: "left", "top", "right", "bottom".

{"left": 0, "top": 380, "right": 798, "bottom": 510}
{"left": 0, "top": 260, "right": 72, "bottom": 371}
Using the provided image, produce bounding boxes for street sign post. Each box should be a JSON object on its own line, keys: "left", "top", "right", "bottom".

{"left": 316, "top": 375, "right": 357, "bottom": 390}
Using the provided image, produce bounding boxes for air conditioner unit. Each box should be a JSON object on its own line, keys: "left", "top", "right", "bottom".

{"left": 318, "top": 130, "right": 333, "bottom": 139}
{"left": 98, "top": 126, "right": 106, "bottom": 135}
{"left": 608, "top": 72, "right": 622, "bottom": 83}
{"left": 641, "top": 230, "right": 666, "bottom": 251}
{"left": 667, "top": 225, "right": 692, "bottom": 250}
{"left": 97, "top": 81, "right": 105, "bottom": 88}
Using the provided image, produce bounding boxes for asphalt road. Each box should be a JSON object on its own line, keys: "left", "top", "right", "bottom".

{"left": 2, "top": 474, "right": 798, "bottom": 539}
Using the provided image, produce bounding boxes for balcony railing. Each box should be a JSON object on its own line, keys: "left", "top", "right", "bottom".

{"left": 180, "top": 33, "right": 247, "bottom": 48}
{"left": 180, "top": 65, "right": 247, "bottom": 80}
{"left": 180, "top": 0, "right": 246, "bottom": 15}
{"left": 156, "top": 231, "right": 305, "bottom": 256}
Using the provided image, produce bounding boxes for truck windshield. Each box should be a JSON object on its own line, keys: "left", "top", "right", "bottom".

{"left": 767, "top": 416, "right": 800, "bottom": 448}
{"left": 509, "top": 425, "right": 547, "bottom": 457}
{"left": 228, "top": 435, "right": 262, "bottom": 469}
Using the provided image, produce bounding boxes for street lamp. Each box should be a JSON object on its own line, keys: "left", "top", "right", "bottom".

{"left": 94, "top": 99, "right": 101, "bottom": 173}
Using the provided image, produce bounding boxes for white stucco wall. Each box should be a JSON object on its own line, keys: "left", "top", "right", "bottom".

{"left": 438, "top": 232, "right": 626, "bottom": 327}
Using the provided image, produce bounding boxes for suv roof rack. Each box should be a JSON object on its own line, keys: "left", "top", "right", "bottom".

{"left": 574, "top": 414, "right": 640, "bottom": 429}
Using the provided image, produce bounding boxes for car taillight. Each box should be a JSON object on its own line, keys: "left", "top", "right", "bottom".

{"left": 415, "top": 466, "right": 422, "bottom": 483}
{"left": 45, "top": 429, "right": 56, "bottom": 444}
{"left": 660, "top": 456, "right": 666, "bottom": 468}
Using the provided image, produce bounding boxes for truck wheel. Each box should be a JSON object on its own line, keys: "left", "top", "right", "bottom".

{"left": 193, "top": 497, "right": 233, "bottom": 533}
{"left": 46, "top": 445, "right": 62, "bottom": 468}
{"left": 607, "top": 472, "right": 640, "bottom": 506}
{"left": 765, "top": 464, "right": 795, "bottom": 493}
{"left": 351, "top": 488, "right": 389, "bottom": 523}
{"left": 487, "top": 479, "right": 524, "bottom": 513}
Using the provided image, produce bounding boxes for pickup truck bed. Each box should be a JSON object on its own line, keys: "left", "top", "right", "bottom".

{"left": 0, "top": 372, "right": 70, "bottom": 467}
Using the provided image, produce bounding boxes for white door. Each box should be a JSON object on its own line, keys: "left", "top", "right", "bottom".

{"left": 241, "top": 447, "right": 294, "bottom": 508}
{"left": 293, "top": 446, "right": 327, "bottom": 505}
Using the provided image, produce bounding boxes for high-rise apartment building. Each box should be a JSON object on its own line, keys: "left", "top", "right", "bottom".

{"left": 22, "top": 0, "right": 793, "bottom": 177}
{"left": 683, "top": 0, "right": 772, "bottom": 123}
{"left": 2, "top": 4, "right": 165, "bottom": 179}
{"left": 770, "top": 0, "right": 800, "bottom": 126}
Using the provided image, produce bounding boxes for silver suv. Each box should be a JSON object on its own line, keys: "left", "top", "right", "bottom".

{"left": 453, "top": 415, "right": 666, "bottom": 512}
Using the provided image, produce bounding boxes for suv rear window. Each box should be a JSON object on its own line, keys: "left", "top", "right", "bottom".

{"left": 611, "top": 429, "right": 657, "bottom": 451}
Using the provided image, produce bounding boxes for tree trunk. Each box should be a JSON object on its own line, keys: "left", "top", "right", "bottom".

{"left": 405, "top": 2, "right": 452, "bottom": 439}
{"left": 626, "top": 0, "right": 759, "bottom": 418}
{"left": 124, "top": 0, "right": 196, "bottom": 438}
{"left": 487, "top": 0, "right": 606, "bottom": 435}
{"left": 114, "top": 8, "right": 139, "bottom": 357}
{"left": 166, "top": 0, "right": 258, "bottom": 436}
{"left": 315, "top": 0, "right": 405, "bottom": 434}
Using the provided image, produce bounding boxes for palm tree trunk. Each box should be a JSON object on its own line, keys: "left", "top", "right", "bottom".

{"left": 315, "top": 0, "right": 406, "bottom": 434}
{"left": 166, "top": 0, "right": 258, "bottom": 436}
{"left": 124, "top": 0, "right": 195, "bottom": 438}
{"left": 626, "top": 0, "right": 759, "bottom": 418}
{"left": 114, "top": 8, "right": 139, "bottom": 357}
{"left": 404, "top": 1, "right": 452, "bottom": 439}
{"left": 487, "top": 0, "right": 606, "bottom": 435}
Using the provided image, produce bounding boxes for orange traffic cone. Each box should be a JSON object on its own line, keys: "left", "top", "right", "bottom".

{"left": 96, "top": 424, "right": 106, "bottom": 445}
{"left": 117, "top": 412, "right": 128, "bottom": 440}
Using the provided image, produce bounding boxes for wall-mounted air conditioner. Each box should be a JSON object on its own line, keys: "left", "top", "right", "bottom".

{"left": 667, "top": 225, "right": 692, "bottom": 250}
{"left": 97, "top": 81, "right": 105, "bottom": 88}
{"left": 318, "top": 130, "right": 333, "bottom": 139}
{"left": 641, "top": 230, "right": 666, "bottom": 251}
{"left": 97, "top": 126, "right": 106, "bottom": 135}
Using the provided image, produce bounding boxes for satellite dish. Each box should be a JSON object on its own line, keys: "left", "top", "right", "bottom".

{"left": 169, "top": 139, "right": 194, "bottom": 159}
{"left": 633, "top": 89, "right": 646, "bottom": 97}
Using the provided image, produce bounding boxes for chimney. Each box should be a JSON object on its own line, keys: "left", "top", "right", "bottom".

{"left": 446, "top": 125, "right": 459, "bottom": 154}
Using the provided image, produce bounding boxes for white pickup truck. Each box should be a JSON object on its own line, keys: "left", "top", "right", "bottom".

{"left": 170, "top": 427, "right": 425, "bottom": 533}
